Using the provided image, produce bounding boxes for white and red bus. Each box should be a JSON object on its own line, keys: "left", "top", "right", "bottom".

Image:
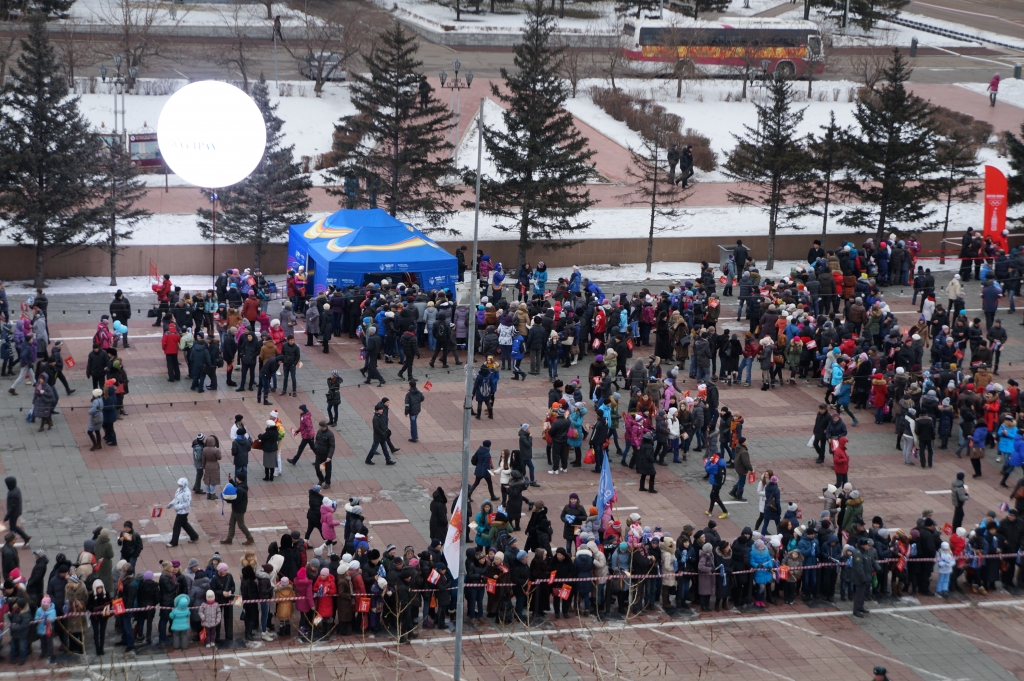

{"left": 621, "top": 17, "right": 825, "bottom": 77}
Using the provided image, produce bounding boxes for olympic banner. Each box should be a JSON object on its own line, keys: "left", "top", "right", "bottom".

{"left": 984, "top": 165, "right": 1008, "bottom": 251}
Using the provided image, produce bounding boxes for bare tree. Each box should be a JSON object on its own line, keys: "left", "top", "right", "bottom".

{"left": 98, "top": 0, "right": 189, "bottom": 70}
{"left": 593, "top": 16, "right": 630, "bottom": 91}
{"left": 53, "top": 17, "right": 94, "bottom": 85}
{"left": 555, "top": 30, "right": 596, "bottom": 98}
{"left": 621, "top": 107, "right": 694, "bottom": 272}
{"left": 202, "top": 2, "right": 259, "bottom": 92}
{"left": 284, "top": 0, "right": 378, "bottom": 97}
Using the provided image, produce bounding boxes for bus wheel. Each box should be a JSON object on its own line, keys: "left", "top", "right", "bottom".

{"left": 774, "top": 61, "right": 795, "bottom": 78}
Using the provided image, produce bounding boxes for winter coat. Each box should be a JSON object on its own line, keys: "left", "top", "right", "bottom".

{"left": 169, "top": 593, "right": 191, "bottom": 631}
{"left": 203, "top": 443, "right": 222, "bottom": 486}
{"left": 429, "top": 488, "right": 448, "bottom": 542}
{"left": 321, "top": 505, "right": 340, "bottom": 541}
{"left": 697, "top": 551, "right": 716, "bottom": 595}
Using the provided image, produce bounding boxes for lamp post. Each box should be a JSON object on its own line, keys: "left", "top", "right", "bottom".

{"left": 99, "top": 55, "right": 137, "bottom": 145}
{"left": 439, "top": 60, "right": 473, "bottom": 160}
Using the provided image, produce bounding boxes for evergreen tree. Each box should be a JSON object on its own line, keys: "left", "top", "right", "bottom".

{"left": 198, "top": 75, "right": 311, "bottom": 271}
{"left": 326, "top": 21, "right": 457, "bottom": 231}
{"left": 795, "top": 112, "right": 848, "bottom": 238}
{"left": 849, "top": 0, "right": 908, "bottom": 31}
{"left": 468, "top": 0, "right": 596, "bottom": 269}
{"left": 622, "top": 111, "right": 693, "bottom": 274}
{"left": 1005, "top": 124, "right": 1024, "bottom": 228}
{"left": 96, "top": 141, "right": 151, "bottom": 286}
{"left": 723, "top": 76, "right": 809, "bottom": 270}
{"left": 0, "top": 13, "right": 104, "bottom": 289}
{"left": 692, "top": 0, "right": 730, "bottom": 19}
{"left": 839, "top": 50, "right": 940, "bottom": 243}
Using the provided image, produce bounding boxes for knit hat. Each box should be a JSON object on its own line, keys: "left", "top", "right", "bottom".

{"left": 92, "top": 389, "right": 103, "bottom": 398}
{"left": 143, "top": 571, "right": 154, "bottom": 580}
{"left": 348, "top": 560, "right": 360, "bottom": 571}
{"left": 206, "top": 590, "right": 215, "bottom": 602}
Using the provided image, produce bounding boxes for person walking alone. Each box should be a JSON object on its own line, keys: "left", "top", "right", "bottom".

{"left": 220, "top": 474, "right": 255, "bottom": 546}
{"left": 288, "top": 405, "right": 315, "bottom": 465}
{"left": 365, "top": 404, "right": 395, "bottom": 466}
{"left": 313, "top": 420, "right": 336, "bottom": 487}
{"left": 405, "top": 380, "right": 424, "bottom": 443}
{"left": 165, "top": 478, "right": 199, "bottom": 547}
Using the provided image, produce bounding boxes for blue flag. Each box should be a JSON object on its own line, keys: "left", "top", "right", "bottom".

{"left": 596, "top": 451, "right": 616, "bottom": 532}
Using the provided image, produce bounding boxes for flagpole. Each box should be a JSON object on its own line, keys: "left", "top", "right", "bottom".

{"left": 453, "top": 96, "right": 484, "bottom": 681}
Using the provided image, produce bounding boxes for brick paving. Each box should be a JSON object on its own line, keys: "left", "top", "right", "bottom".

{"left": 6, "top": 272, "right": 1024, "bottom": 680}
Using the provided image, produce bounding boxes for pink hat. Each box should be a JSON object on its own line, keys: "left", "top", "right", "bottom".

{"left": 320, "top": 568, "right": 329, "bottom": 577}
{"left": 217, "top": 563, "right": 230, "bottom": 573}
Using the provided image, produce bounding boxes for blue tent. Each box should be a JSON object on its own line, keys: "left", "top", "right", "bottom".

{"left": 288, "top": 209, "right": 458, "bottom": 294}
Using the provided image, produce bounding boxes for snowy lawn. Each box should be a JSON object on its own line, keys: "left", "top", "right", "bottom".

{"left": 69, "top": 0, "right": 305, "bottom": 27}
{"left": 74, "top": 79, "right": 354, "bottom": 188}
{"left": 960, "top": 79, "right": 1024, "bottom": 112}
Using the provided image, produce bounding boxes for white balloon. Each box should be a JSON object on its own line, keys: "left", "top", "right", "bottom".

{"left": 157, "top": 81, "right": 267, "bottom": 188}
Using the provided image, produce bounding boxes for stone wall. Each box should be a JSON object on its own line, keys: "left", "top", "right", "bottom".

{"left": 4, "top": 230, "right": 1004, "bottom": 282}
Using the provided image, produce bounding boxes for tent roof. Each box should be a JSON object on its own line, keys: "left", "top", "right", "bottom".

{"left": 294, "top": 209, "right": 411, "bottom": 240}
{"left": 302, "top": 209, "right": 456, "bottom": 268}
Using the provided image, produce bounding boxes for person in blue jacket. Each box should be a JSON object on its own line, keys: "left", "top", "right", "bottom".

{"left": 472, "top": 366, "right": 498, "bottom": 419}
{"left": 748, "top": 538, "right": 774, "bottom": 607}
{"left": 999, "top": 423, "right": 1024, "bottom": 487}
{"left": 510, "top": 332, "right": 526, "bottom": 381}
{"left": 798, "top": 527, "right": 820, "bottom": 600}
{"left": 532, "top": 262, "right": 548, "bottom": 297}
{"left": 568, "top": 266, "right": 582, "bottom": 301}
{"left": 970, "top": 423, "right": 988, "bottom": 478}
{"left": 469, "top": 440, "right": 497, "bottom": 501}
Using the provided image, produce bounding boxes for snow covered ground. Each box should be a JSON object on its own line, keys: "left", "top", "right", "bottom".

{"left": 0, "top": 201, "right": 981, "bottom": 249}
{"left": 384, "top": 0, "right": 620, "bottom": 35}
{"left": 75, "top": 79, "right": 354, "bottom": 188}
{"left": 960, "top": 79, "right": 1024, "bottom": 112}
{"left": 69, "top": 0, "right": 304, "bottom": 27}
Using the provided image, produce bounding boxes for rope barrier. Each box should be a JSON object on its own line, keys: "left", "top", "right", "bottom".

{"left": 24, "top": 550, "right": 1009, "bottom": 625}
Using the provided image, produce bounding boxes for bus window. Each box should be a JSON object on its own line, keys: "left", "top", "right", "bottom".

{"left": 807, "top": 35, "right": 823, "bottom": 59}
{"left": 624, "top": 22, "right": 636, "bottom": 37}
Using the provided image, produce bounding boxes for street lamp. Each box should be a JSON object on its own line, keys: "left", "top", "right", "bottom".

{"left": 439, "top": 59, "right": 473, "bottom": 159}
{"left": 98, "top": 54, "right": 137, "bottom": 142}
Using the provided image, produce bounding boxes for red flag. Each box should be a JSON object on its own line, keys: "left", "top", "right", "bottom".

{"left": 64, "top": 355, "right": 76, "bottom": 368}
{"left": 423, "top": 381, "right": 433, "bottom": 391}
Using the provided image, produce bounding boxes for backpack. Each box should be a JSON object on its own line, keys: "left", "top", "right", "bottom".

{"left": 477, "top": 378, "right": 492, "bottom": 399}
{"left": 471, "top": 451, "right": 479, "bottom": 466}
{"left": 494, "top": 529, "right": 513, "bottom": 552}
{"left": 192, "top": 441, "right": 205, "bottom": 468}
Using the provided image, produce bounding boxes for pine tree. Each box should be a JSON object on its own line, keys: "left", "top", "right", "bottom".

{"left": 839, "top": 49, "right": 940, "bottom": 242}
{"left": 0, "top": 13, "right": 104, "bottom": 289}
{"left": 326, "top": 21, "right": 457, "bottom": 231}
{"left": 849, "top": 0, "right": 908, "bottom": 32}
{"left": 468, "top": 0, "right": 596, "bottom": 270}
{"left": 198, "top": 75, "right": 311, "bottom": 271}
{"left": 723, "top": 76, "right": 809, "bottom": 270}
{"left": 795, "top": 112, "right": 847, "bottom": 238}
{"left": 96, "top": 141, "right": 151, "bottom": 286}
{"left": 1006, "top": 124, "right": 1024, "bottom": 228}
{"left": 622, "top": 111, "right": 693, "bottom": 274}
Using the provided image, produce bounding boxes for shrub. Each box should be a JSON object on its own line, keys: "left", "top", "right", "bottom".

{"left": 590, "top": 86, "right": 717, "bottom": 171}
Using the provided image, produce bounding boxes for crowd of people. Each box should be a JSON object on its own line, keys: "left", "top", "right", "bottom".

{"left": 1, "top": 230, "right": 1023, "bottom": 672}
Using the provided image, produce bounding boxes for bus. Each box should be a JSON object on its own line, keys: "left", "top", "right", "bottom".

{"left": 621, "top": 17, "right": 825, "bottom": 77}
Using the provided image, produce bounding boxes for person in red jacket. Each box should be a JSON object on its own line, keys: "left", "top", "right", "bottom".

{"left": 312, "top": 567, "right": 337, "bottom": 636}
{"left": 294, "top": 563, "right": 315, "bottom": 641}
{"left": 162, "top": 323, "right": 181, "bottom": 381}
{"left": 151, "top": 275, "right": 172, "bottom": 327}
{"left": 832, "top": 435, "right": 849, "bottom": 487}
{"left": 241, "top": 292, "right": 260, "bottom": 325}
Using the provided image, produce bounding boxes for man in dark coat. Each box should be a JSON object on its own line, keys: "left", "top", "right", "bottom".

{"left": 314, "top": 421, "right": 337, "bottom": 486}
{"left": 429, "top": 488, "right": 448, "bottom": 543}
{"left": 3, "top": 477, "right": 28, "bottom": 542}
{"left": 365, "top": 404, "right": 394, "bottom": 465}
{"left": 109, "top": 290, "right": 132, "bottom": 348}
{"left": 364, "top": 331, "right": 386, "bottom": 386}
